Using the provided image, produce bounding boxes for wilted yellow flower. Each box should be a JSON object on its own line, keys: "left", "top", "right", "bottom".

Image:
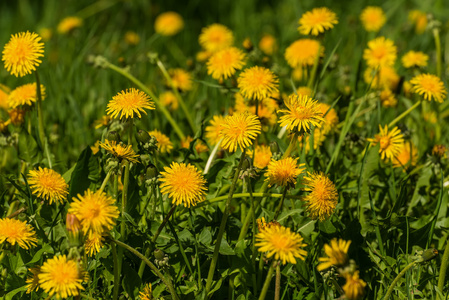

{"left": 298, "top": 7, "right": 338, "bottom": 36}
{"left": 8, "top": 107, "right": 26, "bottom": 125}
{"left": 259, "top": 34, "right": 277, "bottom": 56}
{"left": 199, "top": 24, "right": 234, "bottom": 53}
{"left": 220, "top": 112, "right": 261, "bottom": 152}
{"left": 409, "top": 10, "right": 427, "bottom": 34}
{"left": 28, "top": 167, "right": 69, "bottom": 204}
{"left": 367, "top": 125, "right": 404, "bottom": 161}
{"left": 402, "top": 50, "right": 428, "bottom": 68}
{"left": 343, "top": 271, "right": 366, "bottom": 300}
{"left": 26, "top": 267, "right": 41, "bottom": 293}
{"left": 154, "top": 12, "right": 184, "bottom": 36}
{"left": 393, "top": 142, "right": 418, "bottom": 169}
{"left": 238, "top": 66, "right": 279, "bottom": 100}
{"left": 8, "top": 83, "right": 46, "bottom": 109}
{"left": 159, "top": 91, "right": 179, "bottom": 111}
{"left": 360, "top": 6, "right": 386, "bottom": 32}
{"left": 265, "top": 157, "right": 305, "bottom": 188}
{"left": 205, "top": 115, "right": 226, "bottom": 146}
{"left": 363, "top": 37, "right": 397, "bottom": 68}
{"left": 278, "top": 94, "right": 324, "bottom": 133}
{"left": 410, "top": 73, "right": 447, "bottom": 103}
{"left": 124, "top": 31, "right": 140, "bottom": 45}
{"left": 139, "top": 283, "right": 153, "bottom": 300}
{"left": 106, "top": 88, "right": 154, "bottom": 120}
{"left": 317, "top": 239, "right": 351, "bottom": 271}
{"left": 207, "top": 47, "right": 246, "bottom": 80}
{"left": 302, "top": 172, "right": 338, "bottom": 220}
{"left": 100, "top": 139, "right": 139, "bottom": 163}
{"left": 149, "top": 129, "right": 173, "bottom": 153}
{"left": 57, "top": 16, "right": 83, "bottom": 34}
{"left": 0, "top": 218, "right": 38, "bottom": 249}
{"left": 285, "top": 39, "right": 323, "bottom": 69}
{"left": 168, "top": 68, "right": 193, "bottom": 92}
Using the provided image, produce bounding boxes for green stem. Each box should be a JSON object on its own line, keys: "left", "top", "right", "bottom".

{"left": 275, "top": 264, "right": 281, "bottom": 300}
{"left": 137, "top": 248, "right": 150, "bottom": 278}
{"left": 35, "top": 71, "right": 52, "bottom": 168}
{"left": 282, "top": 134, "right": 298, "bottom": 159}
{"left": 152, "top": 204, "right": 176, "bottom": 244}
{"left": 273, "top": 187, "right": 288, "bottom": 220}
{"left": 384, "top": 261, "right": 417, "bottom": 300}
{"left": 111, "top": 238, "right": 180, "bottom": 300}
{"left": 438, "top": 237, "right": 449, "bottom": 299}
{"left": 388, "top": 100, "right": 421, "bottom": 128}
{"left": 248, "top": 180, "right": 258, "bottom": 297}
{"left": 433, "top": 28, "right": 442, "bottom": 78}
{"left": 111, "top": 241, "right": 119, "bottom": 300}
{"left": 258, "top": 264, "right": 275, "bottom": 300}
{"left": 307, "top": 42, "right": 321, "bottom": 90}
{"left": 99, "top": 170, "right": 113, "bottom": 193}
{"left": 205, "top": 151, "right": 246, "bottom": 296}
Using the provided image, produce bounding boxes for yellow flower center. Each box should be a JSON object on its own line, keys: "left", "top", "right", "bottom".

{"left": 379, "top": 136, "right": 390, "bottom": 150}
{"left": 50, "top": 267, "right": 78, "bottom": 285}
{"left": 272, "top": 235, "right": 288, "bottom": 250}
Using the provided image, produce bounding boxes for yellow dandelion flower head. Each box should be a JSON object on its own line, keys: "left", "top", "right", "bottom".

{"left": 159, "top": 162, "right": 207, "bottom": 207}
{"left": 205, "top": 115, "right": 226, "bottom": 146}
{"left": 160, "top": 91, "right": 179, "bottom": 111}
{"left": 410, "top": 73, "right": 447, "bottom": 103}
{"left": 148, "top": 129, "right": 173, "bottom": 153}
{"left": 8, "top": 83, "right": 46, "bottom": 109}
{"left": 106, "top": 88, "right": 154, "bottom": 120}
{"left": 364, "top": 66, "right": 399, "bottom": 90}
{"left": 409, "top": 10, "right": 427, "bottom": 34}
{"left": 124, "top": 31, "right": 140, "bottom": 45}
{"left": 238, "top": 66, "right": 279, "bottom": 100}
{"left": 9, "top": 107, "right": 27, "bottom": 126}
{"left": 38, "top": 255, "right": 85, "bottom": 299}
{"left": 99, "top": 139, "right": 139, "bottom": 163}
{"left": 168, "top": 68, "right": 193, "bottom": 92}
{"left": 360, "top": 6, "right": 386, "bottom": 32}
{"left": 28, "top": 167, "right": 69, "bottom": 204}
{"left": 296, "top": 86, "right": 313, "bottom": 97}
{"left": 0, "top": 84, "right": 10, "bottom": 110}
{"left": 85, "top": 231, "right": 104, "bottom": 257}
{"left": 343, "top": 271, "right": 366, "bottom": 300}
{"left": 363, "top": 37, "right": 397, "bottom": 68}
{"left": 317, "top": 103, "right": 338, "bottom": 134}
{"left": 139, "top": 283, "right": 153, "bottom": 300}
{"left": 68, "top": 189, "right": 120, "bottom": 234}
{"left": 0, "top": 218, "right": 38, "bottom": 249}
{"left": 242, "top": 37, "right": 253, "bottom": 50}
{"left": 402, "top": 50, "right": 429, "bottom": 69}
{"left": 220, "top": 112, "right": 261, "bottom": 152}
{"left": 199, "top": 23, "right": 234, "bottom": 53}
{"left": 259, "top": 34, "right": 277, "bottom": 56}
{"left": 367, "top": 125, "right": 404, "bottom": 161}
{"left": 207, "top": 47, "right": 246, "bottom": 80}
{"left": 26, "top": 267, "right": 41, "bottom": 294}
{"left": 285, "top": 39, "right": 323, "bottom": 69}
{"left": 154, "top": 11, "right": 184, "bottom": 36}
{"left": 302, "top": 172, "right": 338, "bottom": 220}
{"left": 317, "top": 238, "right": 351, "bottom": 271}
{"left": 2, "top": 31, "right": 44, "bottom": 77}
{"left": 181, "top": 136, "right": 209, "bottom": 154}
{"left": 265, "top": 157, "right": 305, "bottom": 188}
{"left": 256, "top": 225, "right": 307, "bottom": 264}
{"left": 57, "top": 16, "right": 83, "bottom": 34}
{"left": 278, "top": 94, "right": 325, "bottom": 134}
{"left": 379, "top": 88, "right": 397, "bottom": 108}
{"left": 250, "top": 145, "right": 272, "bottom": 169}
{"left": 91, "top": 140, "right": 101, "bottom": 155}
{"left": 93, "top": 115, "right": 112, "bottom": 129}
{"left": 393, "top": 142, "right": 418, "bottom": 169}
{"left": 298, "top": 7, "right": 338, "bottom": 36}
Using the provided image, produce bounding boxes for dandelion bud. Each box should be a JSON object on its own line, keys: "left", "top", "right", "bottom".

{"left": 137, "top": 129, "right": 151, "bottom": 144}
{"left": 146, "top": 164, "right": 158, "bottom": 180}
{"left": 107, "top": 131, "right": 121, "bottom": 142}
{"left": 241, "top": 157, "right": 252, "bottom": 171}
{"left": 420, "top": 248, "right": 438, "bottom": 262}
{"left": 9, "top": 108, "right": 26, "bottom": 125}
{"left": 270, "top": 141, "right": 280, "bottom": 154}
{"left": 154, "top": 248, "right": 165, "bottom": 260}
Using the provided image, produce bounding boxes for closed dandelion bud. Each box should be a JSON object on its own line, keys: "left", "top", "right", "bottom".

{"left": 270, "top": 141, "right": 280, "bottom": 154}
{"left": 241, "top": 157, "right": 252, "bottom": 171}
{"left": 420, "top": 248, "right": 438, "bottom": 262}
{"left": 107, "top": 131, "right": 120, "bottom": 142}
{"left": 146, "top": 164, "right": 158, "bottom": 180}
{"left": 154, "top": 248, "right": 165, "bottom": 260}
{"left": 137, "top": 129, "right": 151, "bottom": 144}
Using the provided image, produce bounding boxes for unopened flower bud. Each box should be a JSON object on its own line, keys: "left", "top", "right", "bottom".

{"left": 154, "top": 248, "right": 165, "bottom": 260}
{"left": 146, "top": 164, "right": 158, "bottom": 180}
{"left": 137, "top": 129, "right": 151, "bottom": 144}
{"left": 270, "top": 141, "right": 279, "bottom": 154}
{"left": 421, "top": 248, "right": 438, "bottom": 262}
{"left": 107, "top": 131, "right": 120, "bottom": 142}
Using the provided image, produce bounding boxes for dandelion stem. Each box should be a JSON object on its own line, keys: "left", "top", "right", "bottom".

{"left": 203, "top": 138, "right": 223, "bottom": 174}
{"left": 111, "top": 241, "right": 119, "bottom": 300}
{"left": 307, "top": 42, "right": 321, "bottom": 90}
{"left": 275, "top": 264, "right": 281, "bottom": 300}
{"left": 438, "top": 237, "right": 449, "bottom": 299}
{"left": 384, "top": 261, "right": 417, "bottom": 300}
{"left": 283, "top": 133, "right": 298, "bottom": 158}
{"left": 35, "top": 71, "right": 52, "bottom": 168}
{"left": 205, "top": 150, "right": 246, "bottom": 297}
{"left": 258, "top": 263, "right": 275, "bottom": 300}
{"left": 388, "top": 100, "right": 421, "bottom": 128}
{"left": 152, "top": 204, "right": 176, "bottom": 244}
{"left": 99, "top": 170, "right": 113, "bottom": 193}
{"left": 247, "top": 179, "right": 258, "bottom": 296}
{"left": 273, "top": 187, "right": 288, "bottom": 220}
{"left": 433, "top": 28, "right": 442, "bottom": 78}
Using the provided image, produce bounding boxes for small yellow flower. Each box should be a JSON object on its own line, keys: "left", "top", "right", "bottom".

{"left": 317, "top": 239, "right": 351, "bottom": 271}
{"left": 68, "top": 189, "right": 120, "bottom": 234}
{"left": 302, "top": 172, "right": 338, "bottom": 220}
{"left": 106, "top": 88, "right": 154, "bottom": 120}
{"left": 360, "top": 6, "right": 386, "bottom": 32}
{"left": 259, "top": 34, "right": 277, "bottom": 56}
{"left": 220, "top": 112, "right": 261, "bottom": 152}
{"left": 99, "top": 139, "right": 139, "bottom": 163}
{"left": 207, "top": 47, "right": 246, "bottom": 80}
{"left": 343, "top": 271, "right": 366, "bottom": 300}
{"left": 234, "top": 93, "right": 278, "bottom": 126}
{"left": 8, "top": 83, "right": 46, "bottom": 109}
{"left": 402, "top": 50, "right": 428, "bottom": 68}
{"left": 124, "top": 31, "right": 140, "bottom": 45}
{"left": 38, "top": 255, "right": 85, "bottom": 299}
{"left": 298, "top": 7, "right": 338, "bottom": 36}
{"left": 364, "top": 66, "right": 399, "bottom": 90}
{"left": 168, "top": 68, "right": 193, "bottom": 92}
{"left": 181, "top": 136, "right": 209, "bottom": 154}
{"left": 85, "top": 231, "right": 104, "bottom": 256}
{"left": 159, "top": 162, "right": 207, "bottom": 207}
{"left": 0, "top": 218, "right": 38, "bottom": 249}
{"left": 410, "top": 73, "right": 447, "bottom": 103}
{"left": 57, "top": 16, "right": 83, "bottom": 34}
{"left": 149, "top": 129, "right": 173, "bottom": 153}
{"left": 238, "top": 66, "right": 279, "bottom": 100}
{"left": 379, "top": 88, "right": 397, "bottom": 108}
{"left": 205, "top": 115, "right": 226, "bottom": 146}
{"left": 2, "top": 31, "right": 44, "bottom": 77}
{"left": 265, "top": 157, "right": 305, "bottom": 188}
{"left": 393, "top": 142, "right": 418, "bottom": 169}
{"left": 409, "top": 10, "right": 427, "bottom": 34}
{"left": 367, "top": 125, "right": 404, "bottom": 161}
{"left": 363, "top": 37, "right": 397, "bottom": 68}
{"left": 285, "top": 39, "right": 322, "bottom": 69}
{"left": 139, "top": 283, "right": 153, "bottom": 300}
{"left": 28, "top": 167, "right": 69, "bottom": 204}
{"left": 154, "top": 12, "right": 184, "bottom": 36}
{"left": 26, "top": 267, "right": 41, "bottom": 293}
{"left": 256, "top": 225, "right": 307, "bottom": 264}
{"left": 199, "top": 24, "right": 234, "bottom": 53}
{"left": 159, "top": 91, "right": 179, "bottom": 111}
{"left": 250, "top": 145, "right": 272, "bottom": 169}
{"left": 242, "top": 37, "right": 253, "bottom": 50}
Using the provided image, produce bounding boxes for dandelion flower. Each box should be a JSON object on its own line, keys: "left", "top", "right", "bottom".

{"left": 181, "top": 136, "right": 209, "bottom": 154}
{"left": 265, "top": 157, "right": 305, "bottom": 188}
{"left": 8, "top": 107, "right": 26, "bottom": 125}
{"left": 28, "top": 167, "right": 69, "bottom": 204}
{"left": 278, "top": 94, "right": 324, "bottom": 133}
{"left": 238, "top": 66, "right": 279, "bottom": 100}
{"left": 0, "top": 218, "right": 38, "bottom": 249}
{"left": 124, "top": 31, "right": 140, "bottom": 45}
{"left": 154, "top": 11, "right": 184, "bottom": 36}
{"left": 85, "top": 231, "right": 104, "bottom": 256}
{"left": 364, "top": 66, "right": 399, "bottom": 90}
{"left": 393, "top": 142, "right": 418, "bottom": 169}
{"left": 160, "top": 91, "right": 179, "bottom": 110}
{"left": 402, "top": 51, "right": 428, "bottom": 68}
{"left": 360, "top": 6, "right": 386, "bottom": 32}
{"left": 343, "top": 271, "right": 366, "bottom": 300}
{"left": 93, "top": 115, "right": 111, "bottom": 129}
{"left": 168, "top": 68, "right": 193, "bottom": 92}
{"left": 139, "top": 283, "right": 153, "bottom": 300}
{"left": 298, "top": 7, "right": 338, "bottom": 36}
{"left": 220, "top": 112, "right": 261, "bottom": 152}
{"left": 410, "top": 73, "right": 447, "bottom": 103}
{"left": 2, "top": 31, "right": 44, "bottom": 77}
{"left": 207, "top": 47, "right": 246, "bottom": 80}
{"left": 199, "top": 24, "right": 234, "bottom": 53}
{"left": 256, "top": 225, "right": 307, "bottom": 264}
{"left": 205, "top": 115, "right": 226, "bottom": 146}
{"left": 363, "top": 37, "right": 397, "bottom": 68}
{"left": 159, "top": 162, "right": 207, "bottom": 207}
{"left": 8, "top": 83, "right": 46, "bottom": 109}
{"left": 367, "top": 125, "right": 404, "bottom": 161}
{"left": 99, "top": 139, "right": 139, "bottom": 163}
{"left": 317, "top": 239, "right": 351, "bottom": 271}
{"left": 409, "top": 10, "right": 427, "bottom": 34}
{"left": 57, "top": 17, "right": 83, "bottom": 34}
{"left": 259, "top": 34, "right": 277, "bottom": 56}
{"left": 149, "top": 129, "right": 173, "bottom": 153}
{"left": 234, "top": 93, "right": 278, "bottom": 126}
{"left": 251, "top": 145, "right": 272, "bottom": 169}
{"left": 26, "top": 267, "right": 41, "bottom": 293}
{"left": 38, "top": 255, "right": 84, "bottom": 299}
{"left": 379, "top": 88, "right": 397, "bottom": 108}
{"left": 106, "top": 88, "right": 154, "bottom": 120}
{"left": 68, "top": 189, "right": 119, "bottom": 234}
{"left": 285, "top": 39, "right": 322, "bottom": 69}
{"left": 303, "top": 172, "right": 338, "bottom": 220}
